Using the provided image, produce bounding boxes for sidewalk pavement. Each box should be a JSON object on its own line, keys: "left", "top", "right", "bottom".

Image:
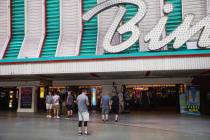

{"left": 0, "top": 111, "right": 210, "bottom": 140}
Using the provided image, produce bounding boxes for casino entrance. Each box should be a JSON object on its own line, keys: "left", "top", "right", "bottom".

{"left": 37, "top": 85, "right": 102, "bottom": 113}
{"left": 46, "top": 84, "right": 182, "bottom": 113}
{"left": 123, "top": 84, "right": 182, "bottom": 113}
{"left": 0, "top": 87, "right": 18, "bottom": 111}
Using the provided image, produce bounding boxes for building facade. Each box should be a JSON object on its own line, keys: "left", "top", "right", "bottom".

{"left": 0, "top": 0, "right": 210, "bottom": 115}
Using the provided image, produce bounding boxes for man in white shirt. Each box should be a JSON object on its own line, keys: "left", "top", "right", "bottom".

{"left": 53, "top": 92, "right": 60, "bottom": 118}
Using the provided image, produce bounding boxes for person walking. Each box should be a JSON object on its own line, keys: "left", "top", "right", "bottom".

{"left": 53, "top": 92, "right": 60, "bottom": 119}
{"left": 77, "top": 89, "right": 90, "bottom": 135}
{"left": 101, "top": 94, "right": 111, "bottom": 121}
{"left": 60, "top": 92, "right": 66, "bottom": 116}
{"left": 118, "top": 91, "right": 124, "bottom": 113}
{"left": 111, "top": 92, "right": 120, "bottom": 122}
{"left": 46, "top": 91, "right": 53, "bottom": 118}
{"left": 66, "top": 91, "right": 73, "bottom": 118}
{"left": 124, "top": 90, "right": 131, "bottom": 113}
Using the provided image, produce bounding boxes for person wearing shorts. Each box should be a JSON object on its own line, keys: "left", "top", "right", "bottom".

{"left": 101, "top": 95, "right": 111, "bottom": 121}
{"left": 53, "top": 92, "right": 60, "bottom": 119}
{"left": 77, "top": 89, "right": 89, "bottom": 135}
{"left": 46, "top": 91, "right": 53, "bottom": 118}
{"left": 66, "top": 91, "right": 73, "bottom": 118}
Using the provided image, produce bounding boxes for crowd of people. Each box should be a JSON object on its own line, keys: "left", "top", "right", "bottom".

{"left": 46, "top": 91, "right": 73, "bottom": 118}
{"left": 45, "top": 88, "right": 124, "bottom": 135}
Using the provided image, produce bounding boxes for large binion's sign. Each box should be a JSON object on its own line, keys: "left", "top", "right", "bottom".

{"left": 83, "top": 0, "right": 210, "bottom": 53}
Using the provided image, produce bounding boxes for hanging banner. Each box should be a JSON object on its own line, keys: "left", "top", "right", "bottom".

{"left": 186, "top": 86, "right": 200, "bottom": 115}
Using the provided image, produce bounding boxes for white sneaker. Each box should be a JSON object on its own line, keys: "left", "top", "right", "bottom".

{"left": 84, "top": 131, "right": 88, "bottom": 136}
{"left": 49, "top": 115, "right": 52, "bottom": 118}
{"left": 46, "top": 115, "right": 49, "bottom": 118}
{"left": 56, "top": 116, "right": 60, "bottom": 119}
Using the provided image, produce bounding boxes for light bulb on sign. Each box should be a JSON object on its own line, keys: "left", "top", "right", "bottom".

{"left": 83, "top": 0, "right": 210, "bottom": 52}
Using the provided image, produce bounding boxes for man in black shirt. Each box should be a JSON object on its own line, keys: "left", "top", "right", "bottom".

{"left": 111, "top": 92, "right": 120, "bottom": 122}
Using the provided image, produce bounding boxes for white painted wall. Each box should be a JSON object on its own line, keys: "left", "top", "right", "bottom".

{"left": 0, "top": 56, "right": 210, "bottom": 75}
{"left": 0, "top": 0, "right": 11, "bottom": 59}
{"left": 18, "top": 0, "right": 45, "bottom": 58}
{"left": 56, "top": 0, "right": 82, "bottom": 57}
